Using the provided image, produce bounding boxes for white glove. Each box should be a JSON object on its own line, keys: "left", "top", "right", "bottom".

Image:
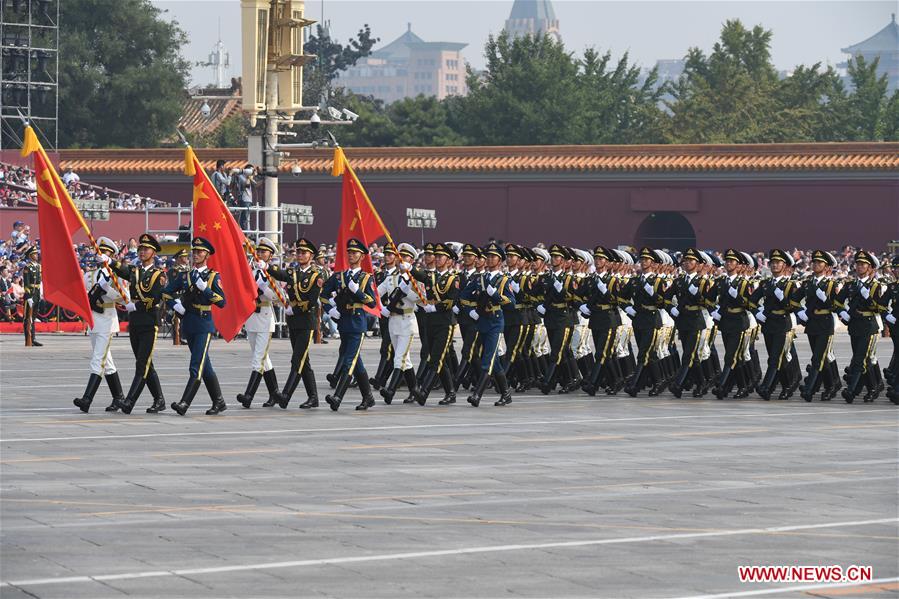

{"left": 816, "top": 287, "right": 827, "bottom": 302}
{"left": 728, "top": 286, "right": 738, "bottom": 298}
{"left": 256, "top": 276, "right": 269, "bottom": 289}
{"left": 380, "top": 306, "right": 390, "bottom": 318}
{"left": 536, "top": 304, "right": 546, "bottom": 315}
{"left": 348, "top": 278, "right": 360, "bottom": 293}
{"left": 670, "top": 306, "right": 679, "bottom": 318}
{"left": 774, "top": 287, "right": 784, "bottom": 301}
{"left": 797, "top": 309, "right": 808, "bottom": 322}
{"left": 469, "top": 309, "right": 479, "bottom": 321}
{"left": 839, "top": 310, "right": 850, "bottom": 322}
{"left": 711, "top": 309, "right": 721, "bottom": 321}
{"left": 96, "top": 254, "right": 110, "bottom": 264}
{"left": 886, "top": 314, "right": 897, "bottom": 325}
{"left": 579, "top": 304, "right": 591, "bottom": 316}
{"left": 26, "top": 298, "right": 33, "bottom": 307}
{"left": 486, "top": 284, "right": 497, "bottom": 297}
{"left": 596, "top": 279, "right": 608, "bottom": 294}
{"left": 424, "top": 304, "right": 437, "bottom": 313}
{"left": 644, "top": 282, "right": 654, "bottom": 296}
{"left": 98, "top": 275, "right": 112, "bottom": 292}
{"left": 125, "top": 302, "right": 136, "bottom": 313}
{"left": 327, "top": 307, "right": 340, "bottom": 320}
{"left": 553, "top": 279, "right": 563, "bottom": 293}
{"left": 688, "top": 284, "right": 699, "bottom": 296}
{"left": 398, "top": 261, "right": 411, "bottom": 272}
{"left": 194, "top": 275, "right": 207, "bottom": 291}
{"left": 510, "top": 280, "right": 520, "bottom": 293}
{"left": 173, "top": 300, "right": 186, "bottom": 315}
{"left": 285, "top": 306, "right": 294, "bottom": 316}
{"left": 452, "top": 305, "right": 460, "bottom": 315}
{"left": 255, "top": 260, "right": 267, "bottom": 270}
{"left": 399, "top": 279, "right": 411, "bottom": 294}
{"left": 625, "top": 306, "right": 637, "bottom": 317}
{"left": 755, "top": 310, "right": 766, "bottom": 323}
{"left": 860, "top": 286, "right": 870, "bottom": 299}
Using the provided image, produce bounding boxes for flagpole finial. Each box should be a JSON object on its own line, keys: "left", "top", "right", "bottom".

{"left": 176, "top": 128, "right": 190, "bottom": 147}
{"left": 15, "top": 108, "right": 29, "bottom": 126}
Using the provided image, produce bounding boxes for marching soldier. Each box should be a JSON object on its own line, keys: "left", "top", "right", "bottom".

{"left": 371, "top": 244, "right": 399, "bottom": 391}
{"left": 321, "top": 238, "right": 379, "bottom": 411}
{"left": 73, "top": 238, "right": 126, "bottom": 412}
{"left": 168, "top": 248, "right": 190, "bottom": 345}
{"left": 377, "top": 243, "right": 424, "bottom": 404}
{"left": 164, "top": 237, "right": 228, "bottom": 416}
{"left": 21, "top": 244, "right": 42, "bottom": 347}
{"left": 235, "top": 237, "right": 282, "bottom": 409}
{"left": 501, "top": 244, "right": 528, "bottom": 388}
{"left": 751, "top": 249, "right": 799, "bottom": 400}
{"left": 410, "top": 242, "right": 460, "bottom": 406}
{"left": 514, "top": 247, "right": 541, "bottom": 391}
{"left": 579, "top": 247, "right": 625, "bottom": 395}
{"left": 537, "top": 245, "right": 580, "bottom": 394}
{"left": 269, "top": 238, "right": 324, "bottom": 409}
{"left": 885, "top": 256, "right": 899, "bottom": 404}
{"left": 414, "top": 242, "right": 437, "bottom": 383}
{"left": 837, "top": 249, "right": 887, "bottom": 403}
{"left": 109, "top": 234, "right": 167, "bottom": 414}
{"left": 620, "top": 247, "right": 666, "bottom": 397}
{"left": 797, "top": 250, "right": 840, "bottom": 402}
{"left": 712, "top": 249, "right": 753, "bottom": 399}
{"left": 529, "top": 247, "right": 551, "bottom": 385}
{"left": 664, "top": 247, "right": 708, "bottom": 398}
{"left": 459, "top": 242, "right": 515, "bottom": 406}
{"left": 453, "top": 244, "right": 482, "bottom": 391}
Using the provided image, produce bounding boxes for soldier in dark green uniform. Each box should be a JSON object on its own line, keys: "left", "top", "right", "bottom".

{"left": 21, "top": 244, "right": 42, "bottom": 347}
{"left": 750, "top": 249, "right": 799, "bottom": 401}
{"left": 579, "top": 247, "right": 625, "bottom": 396}
{"left": 452, "top": 244, "right": 482, "bottom": 391}
{"left": 110, "top": 234, "right": 167, "bottom": 414}
{"left": 371, "top": 243, "right": 398, "bottom": 390}
{"left": 536, "top": 245, "right": 579, "bottom": 394}
{"left": 885, "top": 255, "right": 899, "bottom": 404}
{"left": 168, "top": 248, "right": 190, "bottom": 345}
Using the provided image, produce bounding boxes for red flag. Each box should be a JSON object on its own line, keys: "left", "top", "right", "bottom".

{"left": 21, "top": 127, "right": 94, "bottom": 328}
{"left": 185, "top": 147, "right": 256, "bottom": 341}
{"left": 332, "top": 148, "right": 390, "bottom": 316}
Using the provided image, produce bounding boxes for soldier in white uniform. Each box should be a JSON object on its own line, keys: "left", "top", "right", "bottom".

{"left": 378, "top": 243, "right": 424, "bottom": 404}
{"left": 237, "top": 237, "right": 283, "bottom": 408}
{"left": 74, "top": 237, "right": 127, "bottom": 412}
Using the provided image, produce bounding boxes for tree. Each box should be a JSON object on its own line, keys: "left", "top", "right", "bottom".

{"left": 303, "top": 24, "right": 378, "bottom": 106}
{"left": 844, "top": 55, "right": 890, "bottom": 140}
{"left": 58, "top": 0, "right": 189, "bottom": 148}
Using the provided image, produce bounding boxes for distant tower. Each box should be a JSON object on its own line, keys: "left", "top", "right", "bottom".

{"left": 198, "top": 20, "right": 231, "bottom": 88}
{"left": 504, "top": 0, "right": 560, "bottom": 42}
{"left": 840, "top": 13, "right": 899, "bottom": 92}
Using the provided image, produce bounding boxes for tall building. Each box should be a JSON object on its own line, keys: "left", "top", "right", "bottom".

{"left": 504, "top": 0, "right": 561, "bottom": 42}
{"left": 841, "top": 14, "right": 899, "bottom": 92}
{"left": 336, "top": 24, "right": 467, "bottom": 104}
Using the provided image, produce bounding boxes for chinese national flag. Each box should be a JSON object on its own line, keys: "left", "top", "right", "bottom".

{"left": 184, "top": 147, "right": 256, "bottom": 341}
{"left": 20, "top": 126, "right": 94, "bottom": 328}
{"left": 332, "top": 147, "right": 390, "bottom": 316}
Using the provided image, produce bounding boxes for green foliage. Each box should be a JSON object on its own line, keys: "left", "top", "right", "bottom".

{"left": 303, "top": 25, "right": 378, "bottom": 106}
{"left": 58, "top": 0, "right": 189, "bottom": 148}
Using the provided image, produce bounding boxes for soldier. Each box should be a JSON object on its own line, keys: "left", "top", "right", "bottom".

{"left": 73, "top": 238, "right": 126, "bottom": 412}
{"left": 410, "top": 242, "right": 459, "bottom": 405}
{"left": 711, "top": 249, "right": 753, "bottom": 399}
{"left": 164, "top": 237, "right": 228, "bottom": 416}
{"left": 321, "top": 238, "right": 379, "bottom": 411}
{"left": 885, "top": 255, "right": 899, "bottom": 404}
{"left": 168, "top": 248, "right": 190, "bottom": 345}
{"left": 269, "top": 238, "right": 324, "bottom": 409}
{"left": 459, "top": 242, "right": 515, "bottom": 407}
{"left": 377, "top": 243, "right": 424, "bottom": 404}
{"left": 414, "top": 242, "right": 437, "bottom": 383}
{"left": 21, "top": 244, "right": 42, "bottom": 347}
{"left": 109, "top": 233, "right": 167, "bottom": 414}
{"left": 235, "top": 237, "right": 282, "bottom": 409}
{"left": 796, "top": 250, "right": 839, "bottom": 402}
{"left": 370, "top": 243, "right": 399, "bottom": 391}
{"left": 501, "top": 244, "right": 528, "bottom": 388}
{"left": 580, "top": 247, "right": 625, "bottom": 396}
{"left": 837, "top": 250, "right": 887, "bottom": 403}
{"left": 620, "top": 247, "right": 666, "bottom": 397}
{"left": 663, "top": 248, "right": 708, "bottom": 398}
{"left": 750, "top": 249, "right": 799, "bottom": 400}
{"left": 528, "top": 247, "right": 551, "bottom": 386}
{"left": 536, "top": 245, "right": 580, "bottom": 394}
{"left": 453, "top": 244, "right": 482, "bottom": 391}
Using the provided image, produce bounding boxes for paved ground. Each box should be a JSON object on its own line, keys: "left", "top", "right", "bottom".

{"left": 1, "top": 332, "right": 897, "bottom": 599}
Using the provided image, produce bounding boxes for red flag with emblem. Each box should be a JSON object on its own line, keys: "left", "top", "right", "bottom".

{"left": 20, "top": 126, "right": 94, "bottom": 328}
{"left": 184, "top": 147, "right": 257, "bottom": 341}
{"left": 331, "top": 147, "right": 390, "bottom": 316}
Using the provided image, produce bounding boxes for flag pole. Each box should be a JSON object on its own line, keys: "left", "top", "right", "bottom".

{"left": 18, "top": 114, "right": 129, "bottom": 303}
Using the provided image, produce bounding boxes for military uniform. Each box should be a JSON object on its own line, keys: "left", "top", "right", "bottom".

{"left": 73, "top": 238, "right": 126, "bottom": 413}
{"left": 371, "top": 244, "right": 398, "bottom": 390}
{"left": 21, "top": 245, "right": 42, "bottom": 346}
{"left": 501, "top": 245, "right": 528, "bottom": 386}
{"left": 885, "top": 255, "right": 899, "bottom": 404}
{"left": 797, "top": 250, "right": 840, "bottom": 402}
{"left": 453, "top": 244, "right": 483, "bottom": 391}
{"left": 662, "top": 248, "right": 708, "bottom": 398}
{"left": 168, "top": 248, "right": 190, "bottom": 345}
{"left": 537, "top": 244, "right": 580, "bottom": 394}
{"left": 620, "top": 247, "right": 666, "bottom": 397}
{"left": 164, "top": 237, "right": 227, "bottom": 416}
{"left": 321, "top": 238, "right": 379, "bottom": 411}
{"left": 712, "top": 249, "right": 753, "bottom": 399}
{"left": 579, "top": 246, "right": 625, "bottom": 395}
{"left": 110, "top": 234, "right": 166, "bottom": 414}
{"left": 267, "top": 238, "right": 324, "bottom": 409}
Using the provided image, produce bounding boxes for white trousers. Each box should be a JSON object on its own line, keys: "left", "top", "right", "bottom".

{"left": 532, "top": 324, "right": 550, "bottom": 357}
{"left": 389, "top": 314, "right": 416, "bottom": 370}
{"left": 248, "top": 331, "right": 274, "bottom": 372}
{"left": 89, "top": 332, "right": 116, "bottom": 375}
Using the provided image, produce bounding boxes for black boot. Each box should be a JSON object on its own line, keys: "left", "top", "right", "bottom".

{"left": 299, "top": 367, "right": 319, "bottom": 408}
{"left": 582, "top": 358, "right": 603, "bottom": 396}
{"left": 380, "top": 368, "right": 403, "bottom": 405}
{"left": 73, "top": 374, "right": 103, "bottom": 412}
{"left": 410, "top": 366, "right": 436, "bottom": 406}
{"left": 452, "top": 359, "right": 470, "bottom": 392}
{"left": 104, "top": 372, "right": 125, "bottom": 412}
{"left": 714, "top": 366, "right": 732, "bottom": 400}
{"left": 438, "top": 367, "right": 456, "bottom": 405}
{"left": 277, "top": 370, "right": 301, "bottom": 408}
{"left": 841, "top": 367, "right": 863, "bottom": 403}
{"left": 204, "top": 371, "right": 227, "bottom": 415}
{"left": 370, "top": 356, "right": 389, "bottom": 391}
{"left": 171, "top": 377, "right": 201, "bottom": 416}
{"left": 325, "top": 370, "right": 350, "bottom": 411}
{"left": 120, "top": 372, "right": 146, "bottom": 415}
{"left": 466, "top": 371, "right": 491, "bottom": 407}
{"left": 539, "top": 362, "right": 557, "bottom": 395}
{"left": 237, "top": 371, "right": 263, "bottom": 409}
{"left": 494, "top": 369, "right": 513, "bottom": 406}
{"left": 326, "top": 361, "right": 341, "bottom": 388}
{"left": 355, "top": 371, "right": 376, "bottom": 411}
{"left": 261, "top": 369, "right": 279, "bottom": 407}
{"left": 648, "top": 362, "right": 667, "bottom": 396}
{"left": 145, "top": 369, "right": 166, "bottom": 413}
{"left": 625, "top": 363, "right": 645, "bottom": 397}
{"left": 800, "top": 369, "right": 819, "bottom": 402}
{"left": 756, "top": 367, "right": 777, "bottom": 401}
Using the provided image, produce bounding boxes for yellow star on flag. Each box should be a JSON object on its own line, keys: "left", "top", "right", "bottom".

{"left": 213, "top": 221, "right": 222, "bottom": 230}
{"left": 198, "top": 223, "right": 207, "bottom": 232}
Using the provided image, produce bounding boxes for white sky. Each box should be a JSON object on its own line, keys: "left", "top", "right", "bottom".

{"left": 149, "top": 0, "right": 895, "bottom": 87}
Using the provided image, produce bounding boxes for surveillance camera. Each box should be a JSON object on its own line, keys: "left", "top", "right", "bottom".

{"left": 342, "top": 108, "right": 359, "bottom": 122}
{"left": 291, "top": 164, "right": 302, "bottom": 177}
{"left": 327, "top": 106, "right": 343, "bottom": 121}
{"left": 310, "top": 112, "right": 320, "bottom": 129}
{"left": 199, "top": 102, "right": 211, "bottom": 118}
